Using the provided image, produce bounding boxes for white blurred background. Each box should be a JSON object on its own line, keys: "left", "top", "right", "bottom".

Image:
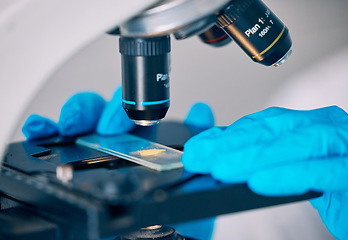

{"left": 7, "top": 0, "right": 348, "bottom": 239}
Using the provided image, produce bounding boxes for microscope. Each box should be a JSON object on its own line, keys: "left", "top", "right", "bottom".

{"left": 116, "top": 0, "right": 292, "bottom": 126}
{"left": 0, "top": 1, "right": 310, "bottom": 240}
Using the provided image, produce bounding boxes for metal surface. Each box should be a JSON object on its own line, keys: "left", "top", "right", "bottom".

{"left": 76, "top": 133, "right": 183, "bottom": 171}
{"left": 119, "top": 0, "right": 230, "bottom": 37}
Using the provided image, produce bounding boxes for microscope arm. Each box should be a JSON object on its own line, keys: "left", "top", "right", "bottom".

{"left": 0, "top": 0, "right": 159, "bottom": 160}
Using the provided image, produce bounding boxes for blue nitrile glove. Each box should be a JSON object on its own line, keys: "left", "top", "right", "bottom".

{"left": 22, "top": 88, "right": 216, "bottom": 240}
{"left": 182, "top": 105, "right": 348, "bottom": 239}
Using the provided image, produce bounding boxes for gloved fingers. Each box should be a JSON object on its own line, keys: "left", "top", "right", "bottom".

{"left": 181, "top": 121, "right": 296, "bottom": 178}
{"left": 225, "top": 107, "right": 301, "bottom": 134}
{"left": 224, "top": 123, "right": 348, "bottom": 174}
{"left": 184, "top": 102, "right": 215, "bottom": 129}
{"left": 182, "top": 127, "right": 225, "bottom": 173}
{"left": 228, "top": 107, "right": 289, "bottom": 129}
{"left": 182, "top": 123, "right": 309, "bottom": 178}
{"left": 322, "top": 105, "right": 348, "bottom": 124}
{"left": 247, "top": 157, "right": 348, "bottom": 196}
{"left": 22, "top": 114, "right": 59, "bottom": 140}
{"left": 97, "top": 87, "right": 136, "bottom": 135}
{"left": 59, "top": 92, "right": 106, "bottom": 137}
{"left": 182, "top": 106, "right": 348, "bottom": 180}
{"left": 226, "top": 106, "right": 348, "bottom": 136}
{"left": 183, "top": 120, "right": 348, "bottom": 182}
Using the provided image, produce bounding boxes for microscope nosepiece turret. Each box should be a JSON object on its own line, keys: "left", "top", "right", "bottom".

{"left": 117, "top": 0, "right": 292, "bottom": 126}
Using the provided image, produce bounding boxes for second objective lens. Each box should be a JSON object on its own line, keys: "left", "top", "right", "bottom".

{"left": 217, "top": 0, "right": 292, "bottom": 66}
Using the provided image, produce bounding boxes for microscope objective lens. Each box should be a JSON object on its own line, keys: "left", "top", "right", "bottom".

{"left": 119, "top": 36, "right": 171, "bottom": 126}
{"left": 217, "top": 0, "right": 292, "bottom": 66}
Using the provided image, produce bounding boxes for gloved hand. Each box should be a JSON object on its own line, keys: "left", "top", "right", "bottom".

{"left": 182, "top": 106, "right": 348, "bottom": 239}
{"left": 22, "top": 87, "right": 216, "bottom": 240}
{"left": 22, "top": 88, "right": 135, "bottom": 139}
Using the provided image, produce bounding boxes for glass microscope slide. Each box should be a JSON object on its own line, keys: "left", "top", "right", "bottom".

{"left": 76, "top": 134, "right": 183, "bottom": 171}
